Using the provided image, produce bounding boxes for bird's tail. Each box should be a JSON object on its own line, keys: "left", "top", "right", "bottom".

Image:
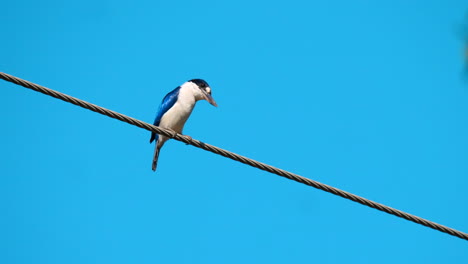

{"left": 152, "top": 144, "right": 161, "bottom": 171}
{"left": 152, "top": 138, "right": 167, "bottom": 171}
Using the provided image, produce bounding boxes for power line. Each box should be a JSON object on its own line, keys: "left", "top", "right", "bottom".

{"left": 1, "top": 71, "right": 467, "bottom": 241}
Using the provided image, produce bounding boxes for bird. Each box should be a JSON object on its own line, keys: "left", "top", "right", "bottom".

{"left": 149, "top": 79, "right": 217, "bottom": 171}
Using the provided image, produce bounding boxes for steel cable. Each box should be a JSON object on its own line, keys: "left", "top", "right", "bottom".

{"left": 1, "top": 71, "right": 467, "bottom": 241}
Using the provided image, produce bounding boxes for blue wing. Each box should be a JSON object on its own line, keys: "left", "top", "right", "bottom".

{"left": 150, "top": 86, "right": 181, "bottom": 143}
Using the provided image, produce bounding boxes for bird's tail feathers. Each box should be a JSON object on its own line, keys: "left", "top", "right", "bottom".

{"left": 152, "top": 140, "right": 165, "bottom": 172}
{"left": 152, "top": 146, "right": 160, "bottom": 171}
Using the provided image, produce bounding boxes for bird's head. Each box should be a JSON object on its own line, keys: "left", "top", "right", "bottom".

{"left": 189, "top": 79, "right": 218, "bottom": 107}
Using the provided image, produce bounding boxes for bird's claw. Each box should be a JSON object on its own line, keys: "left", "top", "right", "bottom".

{"left": 165, "top": 128, "right": 191, "bottom": 145}
{"left": 166, "top": 128, "right": 178, "bottom": 138}
{"left": 183, "top": 135, "right": 193, "bottom": 145}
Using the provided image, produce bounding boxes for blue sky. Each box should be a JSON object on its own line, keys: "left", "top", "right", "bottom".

{"left": 1, "top": 0, "right": 467, "bottom": 263}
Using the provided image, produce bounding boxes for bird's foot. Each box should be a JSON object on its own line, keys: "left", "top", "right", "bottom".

{"left": 166, "top": 128, "right": 178, "bottom": 138}
{"left": 182, "top": 135, "right": 193, "bottom": 145}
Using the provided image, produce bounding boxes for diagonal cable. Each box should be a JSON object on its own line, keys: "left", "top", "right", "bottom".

{"left": 1, "top": 71, "right": 467, "bottom": 241}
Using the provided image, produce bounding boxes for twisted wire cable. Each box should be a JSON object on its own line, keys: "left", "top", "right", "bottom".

{"left": 1, "top": 71, "right": 467, "bottom": 241}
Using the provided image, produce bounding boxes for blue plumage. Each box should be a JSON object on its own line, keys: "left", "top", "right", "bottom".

{"left": 149, "top": 86, "right": 181, "bottom": 143}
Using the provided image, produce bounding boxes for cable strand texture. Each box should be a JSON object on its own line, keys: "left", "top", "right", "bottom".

{"left": 1, "top": 72, "right": 467, "bottom": 241}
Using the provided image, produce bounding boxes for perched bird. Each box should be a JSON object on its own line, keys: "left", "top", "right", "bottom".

{"left": 149, "top": 79, "right": 217, "bottom": 171}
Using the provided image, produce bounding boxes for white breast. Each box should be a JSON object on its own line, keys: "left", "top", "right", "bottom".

{"left": 158, "top": 84, "right": 197, "bottom": 134}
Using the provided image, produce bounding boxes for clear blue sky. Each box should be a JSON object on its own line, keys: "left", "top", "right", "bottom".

{"left": 1, "top": 1, "right": 467, "bottom": 263}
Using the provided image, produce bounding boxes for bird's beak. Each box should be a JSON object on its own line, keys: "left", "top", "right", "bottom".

{"left": 201, "top": 88, "right": 218, "bottom": 107}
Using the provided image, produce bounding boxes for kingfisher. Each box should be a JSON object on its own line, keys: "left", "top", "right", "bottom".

{"left": 149, "top": 79, "right": 217, "bottom": 171}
